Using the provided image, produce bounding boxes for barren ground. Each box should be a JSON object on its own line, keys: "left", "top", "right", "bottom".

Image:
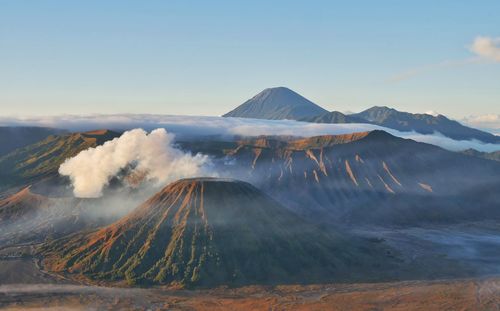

{"left": 2, "top": 225, "right": 500, "bottom": 310}
{"left": 1, "top": 278, "right": 500, "bottom": 310}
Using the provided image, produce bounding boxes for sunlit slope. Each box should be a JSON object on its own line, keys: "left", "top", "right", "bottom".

{"left": 0, "top": 126, "right": 67, "bottom": 157}
{"left": 42, "top": 178, "right": 395, "bottom": 287}
{"left": 0, "top": 130, "right": 120, "bottom": 191}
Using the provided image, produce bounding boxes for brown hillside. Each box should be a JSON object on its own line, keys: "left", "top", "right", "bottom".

{"left": 41, "top": 178, "right": 395, "bottom": 288}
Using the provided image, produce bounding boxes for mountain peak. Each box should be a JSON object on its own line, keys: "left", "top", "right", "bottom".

{"left": 352, "top": 106, "right": 400, "bottom": 122}
{"left": 82, "top": 129, "right": 116, "bottom": 136}
{"left": 263, "top": 86, "right": 292, "bottom": 92}
{"left": 79, "top": 129, "right": 120, "bottom": 145}
{"left": 223, "top": 87, "right": 328, "bottom": 120}
{"left": 371, "top": 105, "right": 393, "bottom": 110}
{"left": 0, "top": 186, "right": 50, "bottom": 222}
{"left": 350, "top": 106, "right": 499, "bottom": 143}
{"left": 41, "top": 177, "right": 393, "bottom": 287}
{"left": 153, "top": 177, "right": 249, "bottom": 198}
{"left": 363, "top": 129, "right": 400, "bottom": 141}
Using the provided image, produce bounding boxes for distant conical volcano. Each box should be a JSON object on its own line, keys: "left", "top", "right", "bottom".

{"left": 223, "top": 87, "right": 328, "bottom": 120}
{"left": 41, "top": 177, "right": 393, "bottom": 287}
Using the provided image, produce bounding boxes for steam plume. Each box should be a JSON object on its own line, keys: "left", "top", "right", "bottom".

{"left": 59, "top": 128, "right": 214, "bottom": 198}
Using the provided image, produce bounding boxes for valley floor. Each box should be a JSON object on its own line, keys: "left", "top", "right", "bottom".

{"left": 2, "top": 223, "right": 500, "bottom": 310}
{"left": 1, "top": 250, "right": 499, "bottom": 310}
{"left": 1, "top": 277, "right": 500, "bottom": 310}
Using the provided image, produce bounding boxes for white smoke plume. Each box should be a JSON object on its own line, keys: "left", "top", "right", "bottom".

{"left": 59, "top": 128, "right": 214, "bottom": 198}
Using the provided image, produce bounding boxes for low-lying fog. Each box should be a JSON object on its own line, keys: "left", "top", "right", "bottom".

{"left": 355, "top": 223, "right": 500, "bottom": 277}
{"left": 2, "top": 114, "right": 500, "bottom": 152}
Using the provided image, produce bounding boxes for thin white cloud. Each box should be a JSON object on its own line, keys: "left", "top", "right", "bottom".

{"left": 1, "top": 114, "right": 499, "bottom": 152}
{"left": 471, "top": 36, "right": 500, "bottom": 62}
{"left": 463, "top": 114, "right": 500, "bottom": 136}
{"left": 388, "top": 35, "right": 500, "bottom": 82}
{"left": 398, "top": 130, "right": 500, "bottom": 152}
{"left": 388, "top": 58, "right": 480, "bottom": 82}
{"left": 465, "top": 114, "right": 500, "bottom": 124}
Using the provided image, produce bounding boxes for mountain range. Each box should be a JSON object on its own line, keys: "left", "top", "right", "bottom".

{"left": 0, "top": 125, "right": 497, "bottom": 290}
{"left": 2, "top": 127, "right": 497, "bottom": 227}
{"left": 181, "top": 130, "right": 500, "bottom": 225}
{"left": 351, "top": 106, "right": 499, "bottom": 143}
{"left": 224, "top": 87, "right": 499, "bottom": 143}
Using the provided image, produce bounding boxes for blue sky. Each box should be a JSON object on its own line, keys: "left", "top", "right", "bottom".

{"left": 1, "top": 0, "right": 499, "bottom": 119}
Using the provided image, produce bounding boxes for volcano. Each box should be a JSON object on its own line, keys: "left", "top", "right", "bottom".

{"left": 223, "top": 87, "right": 328, "bottom": 120}
{"left": 41, "top": 178, "right": 393, "bottom": 287}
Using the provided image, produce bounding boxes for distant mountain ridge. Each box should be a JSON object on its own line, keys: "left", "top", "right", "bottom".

{"left": 462, "top": 149, "right": 500, "bottom": 162}
{"left": 350, "top": 106, "right": 500, "bottom": 143}
{"left": 223, "top": 87, "right": 328, "bottom": 120}
{"left": 223, "top": 87, "right": 499, "bottom": 143}
{"left": 0, "top": 126, "right": 67, "bottom": 156}
{"left": 300, "top": 111, "right": 365, "bottom": 124}
{"left": 0, "top": 129, "right": 120, "bottom": 192}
